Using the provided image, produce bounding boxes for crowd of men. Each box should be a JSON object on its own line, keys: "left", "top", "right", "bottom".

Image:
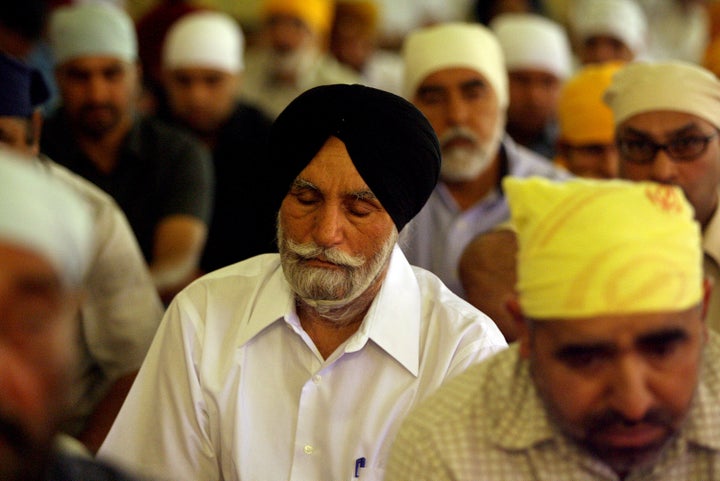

{"left": 1, "top": 0, "right": 720, "bottom": 480}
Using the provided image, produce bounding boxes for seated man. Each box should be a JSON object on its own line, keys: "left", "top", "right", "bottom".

{"left": 41, "top": 2, "right": 214, "bottom": 301}
{"left": 0, "top": 52, "right": 163, "bottom": 453}
{"left": 569, "top": 0, "right": 647, "bottom": 64}
{"left": 160, "top": 11, "right": 277, "bottom": 272}
{"left": 97, "top": 84, "right": 507, "bottom": 481}
{"left": 0, "top": 151, "right": 139, "bottom": 480}
{"left": 554, "top": 61, "right": 622, "bottom": 179}
{"left": 387, "top": 176, "right": 718, "bottom": 480}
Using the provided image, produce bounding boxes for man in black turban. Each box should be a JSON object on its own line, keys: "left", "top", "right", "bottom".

{"left": 98, "top": 84, "right": 507, "bottom": 481}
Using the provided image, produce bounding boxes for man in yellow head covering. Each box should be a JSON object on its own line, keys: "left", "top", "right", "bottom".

{"left": 555, "top": 62, "right": 623, "bottom": 179}
{"left": 241, "top": 0, "right": 360, "bottom": 119}
{"left": 388, "top": 176, "right": 720, "bottom": 481}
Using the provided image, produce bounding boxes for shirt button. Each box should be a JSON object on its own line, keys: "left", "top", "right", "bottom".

{"left": 304, "top": 445, "right": 314, "bottom": 455}
{"left": 312, "top": 375, "right": 322, "bottom": 385}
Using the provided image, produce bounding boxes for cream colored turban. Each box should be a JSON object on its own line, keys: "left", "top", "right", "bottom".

{"left": 558, "top": 61, "right": 623, "bottom": 145}
{"left": 402, "top": 22, "right": 508, "bottom": 108}
{"left": 163, "top": 11, "right": 245, "bottom": 73}
{"left": 604, "top": 61, "right": 720, "bottom": 129}
{"left": 491, "top": 13, "right": 572, "bottom": 80}
{"left": 0, "top": 149, "right": 92, "bottom": 287}
{"left": 49, "top": 2, "right": 137, "bottom": 65}
{"left": 505, "top": 176, "right": 702, "bottom": 319}
{"left": 569, "top": 0, "right": 647, "bottom": 56}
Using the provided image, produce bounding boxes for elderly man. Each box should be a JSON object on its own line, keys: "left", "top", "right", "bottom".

{"left": 0, "top": 52, "right": 162, "bottom": 454}
{"left": 399, "top": 22, "right": 569, "bottom": 297}
{"left": 568, "top": 0, "right": 648, "bottom": 65}
{"left": 0, "top": 152, "right": 140, "bottom": 480}
{"left": 97, "top": 84, "right": 507, "bottom": 481}
{"left": 605, "top": 60, "right": 720, "bottom": 332}
{"left": 241, "top": 0, "right": 359, "bottom": 119}
{"left": 160, "top": 11, "right": 276, "bottom": 272}
{"left": 387, "top": 176, "right": 719, "bottom": 480}
{"left": 40, "top": 2, "right": 214, "bottom": 301}
{"left": 490, "top": 12, "right": 573, "bottom": 159}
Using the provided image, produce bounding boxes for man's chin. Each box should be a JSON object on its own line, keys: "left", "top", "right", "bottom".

{"left": 586, "top": 429, "right": 672, "bottom": 474}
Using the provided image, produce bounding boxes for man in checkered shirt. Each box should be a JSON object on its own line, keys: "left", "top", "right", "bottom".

{"left": 385, "top": 177, "right": 720, "bottom": 481}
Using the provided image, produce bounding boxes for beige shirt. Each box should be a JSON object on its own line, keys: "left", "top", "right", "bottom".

{"left": 703, "top": 199, "right": 720, "bottom": 333}
{"left": 386, "top": 336, "right": 720, "bottom": 481}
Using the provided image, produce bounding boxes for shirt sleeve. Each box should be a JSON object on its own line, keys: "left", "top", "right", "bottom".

{"left": 97, "top": 295, "right": 219, "bottom": 481}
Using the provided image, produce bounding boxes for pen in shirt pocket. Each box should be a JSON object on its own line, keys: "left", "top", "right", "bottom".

{"left": 354, "top": 456, "right": 366, "bottom": 478}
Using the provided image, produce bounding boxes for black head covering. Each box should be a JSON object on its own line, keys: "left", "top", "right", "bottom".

{"left": 268, "top": 83, "right": 441, "bottom": 231}
{"left": 0, "top": 52, "right": 50, "bottom": 117}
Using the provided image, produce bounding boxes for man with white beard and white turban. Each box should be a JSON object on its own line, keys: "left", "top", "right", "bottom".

{"left": 399, "top": 22, "right": 570, "bottom": 298}
{"left": 97, "top": 84, "right": 507, "bottom": 481}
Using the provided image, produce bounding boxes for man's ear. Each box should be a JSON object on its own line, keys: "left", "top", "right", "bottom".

{"left": 29, "top": 109, "right": 43, "bottom": 157}
{"left": 701, "top": 276, "right": 713, "bottom": 322}
{"left": 507, "top": 296, "right": 531, "bottom": 358}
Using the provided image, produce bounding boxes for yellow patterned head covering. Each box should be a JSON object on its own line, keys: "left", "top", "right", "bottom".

{"left": 505, "top": 177, "right": 703, "bottom": 319}
{"left": 261, "top": 0, "right": 334, "bottom": 35}
{"left": 557, "top": 62, "right": 623, "bottom": 145}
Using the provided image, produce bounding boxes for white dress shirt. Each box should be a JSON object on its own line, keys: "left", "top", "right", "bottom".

{"left": 98, "top": 246, "right": 506, "bottom": 481}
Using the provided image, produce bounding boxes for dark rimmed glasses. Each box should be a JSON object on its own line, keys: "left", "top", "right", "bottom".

{"left": 617, "top": 132, "right": 719, "bottom": 164}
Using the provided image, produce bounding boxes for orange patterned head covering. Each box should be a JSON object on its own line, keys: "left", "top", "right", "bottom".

{"left": 505, "top": 177, "right": 703, "bottom": 319}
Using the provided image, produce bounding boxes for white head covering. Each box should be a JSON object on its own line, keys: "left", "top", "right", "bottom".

{"left": 604, "top": 60, "right": 720, "bottom": 129}
{"left": 491, "top": 13, "right": 572, "bottom": 79}
{"left": 570, "top": 0, "right": 647, "bottom": 56}
{"left": 0, "top": 149, "right": 92, "bottom": 287}
{"left": 402, "top": 22, "right": 508, "bottom": 108}
{"left": 49, "top": 2, "right": 137, "bottom": 65}
{"left": 163, "top": 11, "right": 245, "bottom": 73}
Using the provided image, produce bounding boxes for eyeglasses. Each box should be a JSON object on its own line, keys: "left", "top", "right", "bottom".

{"left": 617, "top": 132, "right": 718, "bottom": 164}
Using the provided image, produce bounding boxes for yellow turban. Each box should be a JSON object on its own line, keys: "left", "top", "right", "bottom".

{"left": 261, "top": 0, "right": 334, "bottom": 35}
{"left": 557, "top": 62, "right": 623, "bottom": 146}
{"left": 505, "top": 177, "right": 703, "bottom": 319}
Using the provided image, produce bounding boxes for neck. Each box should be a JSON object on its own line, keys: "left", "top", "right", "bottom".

{"left": 297, "top": 268, "right": 386, "bottom": 359}
{"left": 74, "top": 118, "right": 132, "bottom": 174}
{"left": 444, "top": 155, "right": 501, "bottom": 211}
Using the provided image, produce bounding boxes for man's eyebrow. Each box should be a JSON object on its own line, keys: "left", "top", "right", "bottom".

{"left": 554, "top": 341, "right": 616, "bottom": 359}
{"left": 620, "top": 122, "right": 705, "bottom": 138}
{"left": 350, "top": 190, "right": 377, "bottom": 201}
{"left": 291, "top": 178, "right": 318, "bottom": 191}
{"left": 636, "top": 328, "right": 688, "bottom": 348}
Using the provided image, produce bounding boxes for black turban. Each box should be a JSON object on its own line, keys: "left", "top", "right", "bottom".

{"left": 0, "top": 52, "right": 49, "bottom": 117}
{"left": 267, "top": 83, "right": 441, "bottom": 231}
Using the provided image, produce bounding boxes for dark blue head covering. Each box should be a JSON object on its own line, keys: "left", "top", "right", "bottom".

{"left": 268, "top": 84, "right": 441, "bottom": 231}
{"left": 0, "top": 53, "right": 50, "bottom": 117}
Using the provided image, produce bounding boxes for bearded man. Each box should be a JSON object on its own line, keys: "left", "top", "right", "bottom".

{"left": 399, "top": 22, "right": 569, "bottom": 297}
{"left": 97, "top": 84, "right": 507, "bottom": 481}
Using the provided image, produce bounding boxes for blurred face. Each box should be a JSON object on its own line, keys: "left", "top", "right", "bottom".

{"left": 264, "top": 13, "right": 318, "bottom": 74}
{"left": 278, "top": 136, "right": 397, "bottom": 321}
{"left": 163, "top": 67, "right": 240, "bottom": 135}
{"left": 55, "top": 56, "right": 138, "bottom": 140}
{"left": 524, "top": 305, "right": 706, "bottom": 476}
{"left": 413, "top": 67, "right": 504, "bottom": 182}
{"left": 580, "top": 35, "right": 634, "bottom": 65}
{"left": 0, "top": 117, "right": 35, "bottom": 157}
{"left": 506, "top": 69, "right": 563, "bottom": 138}
{"left": 0, "top": 244, "right": 79, "bottom": 481}
{"left": 618, "top": 111, "right": 720, "bottom": 228}
{"left": 330, "top": 21, "right": 374, "bottom": 72}
{"left": 558, "top": 141, "right": 619, "bottom": 179}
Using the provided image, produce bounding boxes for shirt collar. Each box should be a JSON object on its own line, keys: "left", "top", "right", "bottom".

{"left": 702, "top": 192, "right": 720, "bottom": 265}
{"left": 237, "top": 247, "right": 421, "bottom": 376}
{"left": 346, "top": 245, "right": 421, "bottom": 376}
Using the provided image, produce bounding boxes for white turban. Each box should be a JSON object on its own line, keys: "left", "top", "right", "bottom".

{"left": 49, "top": 2, "right": 137, "bottom": 65}
{"left": 0, "top": 150, "right": 92, "bottom": 287}
{"left": 402, "top": 22, "right": 508, "bottom": 108}
{"left": 604, "top": 61, "right": 720, "bottom": 129}
{"left": 163, "top": 11, "right": 245, "bottom": 73}
{"left": 491, "top": 13, "right": 572, "bottom": 79}
{"left": 569, "top": 0, "right": 647, "bottom": 56}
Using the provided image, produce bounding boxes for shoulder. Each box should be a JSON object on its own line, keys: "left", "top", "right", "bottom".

{"left": 504, "top": 136, "right": 571, "bottom": 180}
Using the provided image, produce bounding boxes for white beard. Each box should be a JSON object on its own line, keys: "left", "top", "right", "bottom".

{"left": 439, "top": 123, "right": 504, "bottom": 182}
